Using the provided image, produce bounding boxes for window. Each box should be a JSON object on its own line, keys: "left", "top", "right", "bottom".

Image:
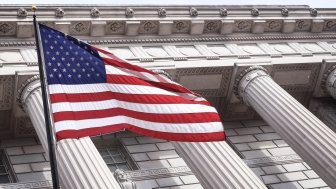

{"left": 92, "top": 134, "right": 137, "bottom": 172}
{"left": 0, "top": 150, "right": 15, "bottom": 183}
{"left": 98, "top": 148, "right": 131, "bottom": 172}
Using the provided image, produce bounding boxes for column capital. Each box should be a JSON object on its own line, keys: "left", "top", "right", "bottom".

{"left": 233, "top": 66, "right": 269, "bottom": 104}
{"left": 151, "top": 69, "right": 173, "bottom": 80}
{"left": 324, "top": 65, "right": 336, "bottom": 99}
{"left": 17, "top": 75, "right": 40, "bottom": 109}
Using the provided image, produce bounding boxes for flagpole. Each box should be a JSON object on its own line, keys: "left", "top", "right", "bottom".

{"left": 32, "top": 6, "right": 60, "bottom": 189}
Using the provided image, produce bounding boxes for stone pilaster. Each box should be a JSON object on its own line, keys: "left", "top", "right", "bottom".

{"left": 237, "top": 66, "right": 336, "bottom": 188}
{"left": 152, "top": 69, "right": 267, "bottom": 189}
{"left": 18, "top": 76, "right": 121, "bottom": 189}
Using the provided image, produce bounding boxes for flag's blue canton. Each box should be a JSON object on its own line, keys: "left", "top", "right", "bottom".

{"left": 39, "top": 24, "right": 106, "bottom": 85}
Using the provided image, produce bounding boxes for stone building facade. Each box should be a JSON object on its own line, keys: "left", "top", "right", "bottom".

{"left": 0, "top": 4, "right": 335, "bottom": 189}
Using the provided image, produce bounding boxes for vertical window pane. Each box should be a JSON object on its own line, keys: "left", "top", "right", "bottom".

{"left": 0, "top": 149, "right": 14, "bottom": 183}
{"left": 98, "top": 147, "right": 132, "bottom": 172}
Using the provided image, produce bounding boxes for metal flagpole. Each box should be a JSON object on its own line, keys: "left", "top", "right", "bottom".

{"left": 32, "top": 6, "right": 60, "bottom": 189}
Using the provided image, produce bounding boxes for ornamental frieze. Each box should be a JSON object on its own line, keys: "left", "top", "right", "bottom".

{"left": 204, "top": 21, "right": 220, "bottom": 33}
{"left": 70, "top": 21, "right": 91, "bottom": 35}
{"left": 173, "top": 21, "right": 190, "bottom": 33}
{"left": 106, "top": 21, "right": 125, "bottom": 34}
{"left": 265, "top": 20, "right": 282, "bottom": 32}
{"left": 234, "top": 20, "right": 252, "bottom": 32}
{"left": 324, "top": 20, "right": 336, "bottom": 31}
{"left": 295, "top": 19, "right": 312, "bottom": 31}
{"left": 139, "top": 21, "right": 158, "bottom": 34}
{"left": 0, "top": 22, "right": 16, "bottom": 36}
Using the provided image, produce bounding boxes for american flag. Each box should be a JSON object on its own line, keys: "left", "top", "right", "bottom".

{"left": 38, "top": 23, "right": 225, "bottom": 142}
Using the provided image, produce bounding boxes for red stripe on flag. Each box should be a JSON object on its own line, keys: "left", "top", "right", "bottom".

{"left": 105, "top": 74, "right": 201, "bottom": 95}
{"left": 56, "top": 124, "right": 226, "bottom": 142}
{"left": 102, "top": 56, "right": 155, "bottom": 74}
{"left": 53, "top": 108, "right": 221, "bottom": 123}
{"left": 50, "top": 92, "right": 210, "bottom": 105}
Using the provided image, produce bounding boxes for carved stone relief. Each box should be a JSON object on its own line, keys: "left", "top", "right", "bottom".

{"left": 234, "top": 20, "right": 252, "bottom": 32}
{"left": 203, "top": 21, "right": 220, "bottom": 33}
{"left": 0, "top": 180, "right": 52, "bottom": 189}
{"left": 245, "top": 155, "right": 302, "bottom": 167}
{"left": 207, "top": 45, "right": 232, "bottom": 55}
{"left": 70, "top": 21, "right": 91, "bottom": 35}
{"left": 91, "top": 7, "right": 100, "bottom": 18}
{"left": 219, "top": 8, "right": 228, "bottom": 16}
{"left": 17, "top": 8, "right": 27, "bottom": 18}
{"left": 0, "top": 22, "right": 16, "bottom": 36}
{"left": 106, "top": 21, "right": 125, "bottom": 34}
{"left": 124, "top": 166, "right": 193, "bottom": 181}
{"left": 264, "top": 20, "right": 282, "bottom": 32}
{"left": 324, "top": 20, "right": 336, "bottom": 31}
{"left": 55, "top": 8, "right": 65, "bottom": 17}
{"left": 108, "top": 48, "right": 135, "bottom": 59}
{"left": 281, "top": 8, "right": 289, "bottom": 17}
{"left": 157, "top": 8, "right": 167, "bottom": 17}
{"left": 125, "top": 8, "right": 134, "bottom": 17}
{"left": 250, "top": 8, "right": 259, "bottom": 17}
{"left": 139, "top": 21, "right": 158, "bottom": 34}
{"left": 310, "top": 8, "right": 318, "bottom": 17}
{"left": 173, "top": 21, "right": 190, "bottom": 33}
{"left": 144, "top": 47, "right": 168, "bottom": 57}
{"left": 295, "top": 20, "right": 311, "bottom": 31}
{"left": 0, "top": 76, "right": 14, "bottom": 110}
{"left": 189, "top": 7, "right": 198, "bottom": 17}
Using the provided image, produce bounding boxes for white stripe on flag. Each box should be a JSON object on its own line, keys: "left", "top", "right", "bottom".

{"left": 51, "top": 99, "right": 218, "bottom": 114}
{"left": 48, "top": 84, "right": 206, "bottom": 101}
{"left": 54, "top": 115, "right": 224, "bottom": 133}
{"left": 49, "top": 83, "right": 179, "bottom": 95}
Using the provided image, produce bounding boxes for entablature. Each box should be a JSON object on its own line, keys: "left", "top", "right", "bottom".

{"left": 1, "top": 5, "right": 336, "bottom": 39}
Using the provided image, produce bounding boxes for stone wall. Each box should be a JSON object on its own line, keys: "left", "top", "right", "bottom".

{"left": 226, "top": 120, "right": 329, "bottom": 189}
{"left": 111, "top": 132, "right": 203, "bottom": 189}
{"left": 0, "top": 119, "right": 332, "bottom": 189}
{"left": 0, "top": 137, "right": 52, "bottom": 188}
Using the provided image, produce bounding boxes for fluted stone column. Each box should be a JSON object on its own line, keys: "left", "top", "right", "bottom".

{"left": 237, "top": 66, "right": 336, "bottom": 188}
{"left": 326, "top": 67, "right": 336, "bottom": 99}
{"left": 173, "top": 141, "right": 267, "bottom": 189}
{"left": 152, "top": 70, "right": 267, "bottom": 189}
{"left": 18, "top": 76, "right": 121, "bottom": 189}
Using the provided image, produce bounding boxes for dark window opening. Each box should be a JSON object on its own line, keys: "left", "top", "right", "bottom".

{"left": 0, "top": 149, "right": 15, "bottom": 183}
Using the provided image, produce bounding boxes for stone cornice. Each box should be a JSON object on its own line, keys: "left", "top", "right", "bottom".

{"left": 1, "top": 5, "right": 336, "bottom": 39}
{"left": 0, "top": 5, "right": 312, "bottom": 19}
{"left": 2, "top": 34, "right": 336, "bottom": 48}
